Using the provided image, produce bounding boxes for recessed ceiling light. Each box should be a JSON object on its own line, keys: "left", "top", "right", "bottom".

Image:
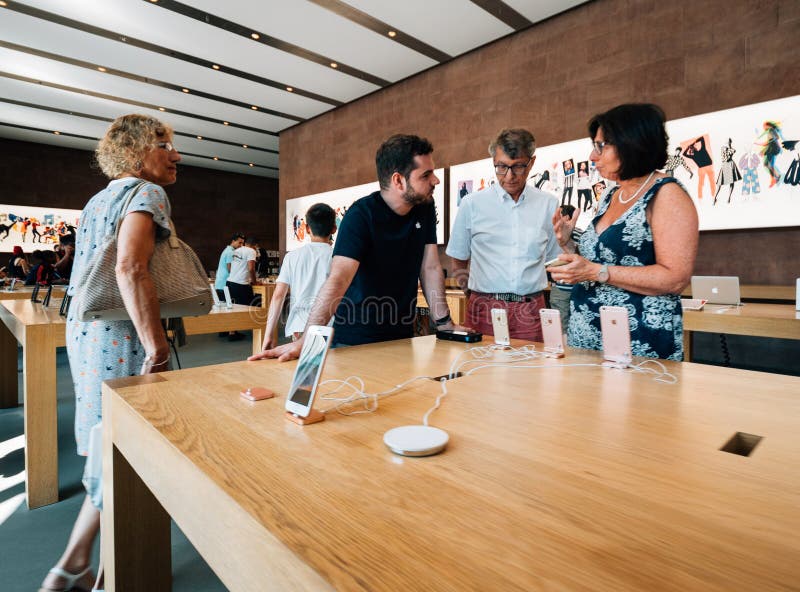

{"left": 251, "top": 106, "right": 258, "bottom": 110}
{"left": 212, "top": 64, "right": 220, "bottom": 70}
{"left": 149, "top": 0, "right": 158, "bottom": 3}
{"left": 196, "top": 135, "right": 202, "bottom": 140}
{"left": 182, "top": 88, "right": 190, "bottom": 93}
{"left": 251, "top": 33, "right": 260, "bottom": 40}
{"left": 248, "top": 163, "right": 254, "bottom": 167}
{"left": 97, "top": 66, "right": 107, "bottom": 72}
{"left": 53, "top": 131, "right": 61, "bottom": 135}
{"left": 286, "top": 86, "right": 293, "bottom": 92}
{"left": 388, "top": 31, "right": 397, "bottom": 37}
{"left": 330, "top": 62, "right": 338, "bottom": 68}
{"left": 158, "top": 107, "right": 165, "bottom": 111}
{"left": 213, "top": 156, "right": 219, "bottom": 161}
{"left": 223, "top": 121, "right": 229, "bottom": 125}
{"left": 0, "top": 1, "right": 9, "bottom": 6}
{"left": 242, "top": 144, "right": 248, "bottom": 148}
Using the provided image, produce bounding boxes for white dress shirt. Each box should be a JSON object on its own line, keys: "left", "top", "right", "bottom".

{"left": 446, "top": 182, "right": 560, "bottom": 295}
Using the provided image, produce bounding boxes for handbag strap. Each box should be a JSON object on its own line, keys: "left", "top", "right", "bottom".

{"left": 114, "top": 180, "right": 179, "bottom": 248}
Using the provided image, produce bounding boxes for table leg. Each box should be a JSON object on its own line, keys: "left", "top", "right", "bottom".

{"left": 24, "top": 325, "right": 59, "bottom": 508}
{"left": 103, "top": 435, "right": 171, "bottom": 591}
{"left": 683, "top": 329, "right": 693, "bottom": 362}
{"left": 252, "top": 326, "right": 264, "bottom": 357}
{"left": 0, "top": 320, "right": 18, "bottom": 408}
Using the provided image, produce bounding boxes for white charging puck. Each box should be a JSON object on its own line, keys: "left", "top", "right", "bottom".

{"left": 383, "top": 425, "right": 449, "bottom": 457}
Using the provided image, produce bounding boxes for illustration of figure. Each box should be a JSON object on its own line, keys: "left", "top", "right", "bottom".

{"left": 591, "top": 181, "right": 606, "bottom": 213}
{"left": 20, "top": 217, "right": 31, "bottom": 242}
{"left": 458, "top": 182, "right": 468, "bottom": 205}
{"left": 783, "top": 140, "right": 800, "bottom": 187}
{"left": 664, "top": 147, "right": 694, "bottom": 179}
{"left": 561, "top": 158, "right": 575, "bottom": 206}
{"left": 31, "top": 219, "right": 42, "bottom": 242}
{"left": 575, "top": 160, "right": 592, "bottom": 211}
{"left": 737, "top": 149, "right": 761, "bottom": 197}
{"left": 682, "top": 136, "right": 715, "bottom": 199}
{"left": 757, "top": 121, "right": 784, "bottom": 187}
{"left": 478, "top": 178, "right": 486, "bottom": 191}
{"left": 714, "top": 138, "right": 742, "bottom": 205}
{"left": 0, "top": 223, "right": 11, "bottom": 240}
{"left": 532, "top": 169, "right": 550, "bottom": 190}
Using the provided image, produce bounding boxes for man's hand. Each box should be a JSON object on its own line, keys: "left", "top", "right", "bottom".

{"left": 248, "top": 339, "right": 303, "bottom": 362}
{"left": 260, "top": 334, "right": 278, "bottom": 352}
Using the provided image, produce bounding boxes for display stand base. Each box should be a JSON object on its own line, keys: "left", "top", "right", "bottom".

{"left": 285, "top": 409, "right": 325, "bottom": 425}
{"left": 544, "top": 347, "right": 565, "bottom": 359}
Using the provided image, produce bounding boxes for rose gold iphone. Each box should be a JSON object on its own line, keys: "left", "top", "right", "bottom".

{"left": 599, "top": 305, "right": 632, "bottom": 367}
{"left": 539, "top": 308, "right": 564, "bottom": 357}
{"left": 491, "top": 308, "right": 510, "bottom": 346}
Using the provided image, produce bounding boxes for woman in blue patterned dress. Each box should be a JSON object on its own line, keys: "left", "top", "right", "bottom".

{"left": 547, "top": 104, "right": 698, "bottom": 361}
{"left": 41, "top": 114, "right": 180, "bottom": 592}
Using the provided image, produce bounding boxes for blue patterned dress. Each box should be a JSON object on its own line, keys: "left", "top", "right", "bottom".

{"left": 67, "top": 177, "right": 172, "bottom": 455}
{"left": 567, "top": 177, "right": 684, "bottom": 361}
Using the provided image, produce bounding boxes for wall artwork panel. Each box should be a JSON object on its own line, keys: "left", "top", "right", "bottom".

{"left": 286, "top": 169, "right": 446, "bottom": 251}
{"left": 0, "top": 204, "right": 80, "bottom": 252}
{"left": 449, "top": 95, "right": 800, "bottom": 234}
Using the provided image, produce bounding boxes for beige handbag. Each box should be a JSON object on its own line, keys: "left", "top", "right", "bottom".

{"left": 73, "top": 181, "right": 212, "bottom": 321}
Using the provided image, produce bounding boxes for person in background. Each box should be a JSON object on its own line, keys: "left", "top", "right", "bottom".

{"left": 40, "top": 113, "right": 179, "bottom": 592}
{"left": 54, "top": 234, "right": 75, "bottom": 280}
{"left": 548, "top": 205, "right": 578, "bottom": 336}
{"left": 214, "top": 233, "right": 243, "bottom": 295}
{"left": 226, "top": 235, "right": 258, "bottom": 310}
{"left": 549, "top": 103, "right": 698, "bottom": 361}
{"left": 250, "top": 134, "right": 458, "bottom": 361}
{"left": 23, "top": 250, "right": 44, "bottom": 285}
{"left": 447, "top": 128, "right": 560, "bottom": 342}
{"left": 7, "top": 245, "right": 29, "bottom": 280}
{"left": 260, "top": 203, "right": 336, "bottom": 351}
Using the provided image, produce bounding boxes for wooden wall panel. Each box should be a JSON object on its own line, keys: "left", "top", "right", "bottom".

{"left": 279, "top": 0, "right": 800, "bottom": 284}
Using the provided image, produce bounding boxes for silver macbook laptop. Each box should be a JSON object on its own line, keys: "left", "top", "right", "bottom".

{"left": 691, "top": 276, "right": 741, "bottom": 305}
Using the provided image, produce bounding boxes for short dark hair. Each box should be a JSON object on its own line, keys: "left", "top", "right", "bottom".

{"left": 230, "top": 233, "right": 244, "bottom": 243}
{"left": 306, "top": 203, "right": 336, "bottom": 237}
{"left": 488, "top": 128, "right": 536, "bottom": 159}
{"left": 244, "top": 236, "right": 258, "bottom": 246}
{"left": 588, "top": 104, "right": 668, "bottom": 180}
{"left": 376, "top": 134, "right": 433, "bottom": 190}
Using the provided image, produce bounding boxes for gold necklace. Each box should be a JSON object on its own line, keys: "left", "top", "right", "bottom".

{"left": 617, "top": 171, "right": 656, "bottom": 205}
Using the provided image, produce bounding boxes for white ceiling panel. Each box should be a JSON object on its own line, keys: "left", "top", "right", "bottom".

{"left": 183, "top": 0, "right": 439, "bottom": 82}
{"left": 503, "top": 0, "right": 589, "bottom": 23}
{"left": 0, "top": 0, "right": 593, "bottom": 179}
{"left": 1, "top": 9, "right": 334, "bottom": 119}
{"left": 340, "top": 0, "right": 514, "bottom": 56}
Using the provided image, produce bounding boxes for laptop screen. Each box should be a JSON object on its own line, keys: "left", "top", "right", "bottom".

{"left": 690, "top": 276, "right": 741, "bottom": 305}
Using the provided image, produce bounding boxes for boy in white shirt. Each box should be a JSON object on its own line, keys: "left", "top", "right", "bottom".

{"left": 262, "top": 204, "right": 336, "bottom": 349}
{"left": 227, "top": 236, "right": 258, "bottom": 308}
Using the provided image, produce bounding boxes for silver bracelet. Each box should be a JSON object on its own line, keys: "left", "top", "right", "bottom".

{"left": 143, "top": 352, "right": 170, "bottom": 367}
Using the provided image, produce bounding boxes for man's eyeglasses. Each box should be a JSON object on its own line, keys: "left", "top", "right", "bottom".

{"left": 494, "top": 159, "right": 531, "bottom": 176}
{"left": 591, "top": 140, "right": 611, "bottom": 154}
{"left": 156, "top": 141, "right": 177, "bottom": 152}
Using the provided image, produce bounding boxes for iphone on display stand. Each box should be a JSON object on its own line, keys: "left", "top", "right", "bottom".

{"left": 222, "top": 285, "right": 234, "bottom": 308}
{"left": 285, "top": 325, "right": 334, "bottom": 424}
{"left": 209, "top": 284, "right": 223, "bottom": 308}
{"left": 491, "top": 308, "right": 510, "bottom": 347}
{"left": 599, "top": 306, "right": 632, "bottom": 368}
{"left": 539, "top": 309, "right": 564, "bottom": 358}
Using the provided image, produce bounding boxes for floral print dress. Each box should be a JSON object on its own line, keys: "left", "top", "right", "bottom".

{"left": 567, "top": 177, "right": 684, "bottom": 361}
{"left": 67, "top": 177, "right": 171, "bottom": 455}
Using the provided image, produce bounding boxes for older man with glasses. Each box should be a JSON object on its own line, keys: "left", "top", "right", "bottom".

{"left": 447, "top": 128, "right": 561, "bottom": 342}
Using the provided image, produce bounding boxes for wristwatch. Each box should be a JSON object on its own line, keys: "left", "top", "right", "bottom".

{"left": 597, "top": 264, "right": 609, "bottom": 284}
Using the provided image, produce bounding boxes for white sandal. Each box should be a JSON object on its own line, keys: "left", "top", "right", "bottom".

{"left": 41, "top": 566, "right": 92, "bottom": 592}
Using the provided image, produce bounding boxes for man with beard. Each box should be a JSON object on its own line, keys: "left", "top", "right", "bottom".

{"left": 251, "top": 134, "right": 457, "bottom": 359}
{"left": 447, "top": 128, "right": 561, "bottom": 341}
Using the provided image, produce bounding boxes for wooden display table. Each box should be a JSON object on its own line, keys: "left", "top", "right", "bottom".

{"left": 416, "top": 289, "right": 467, "bottom": 324}
{"left": 683, "top": 303, "right": 800, "bottom": 360}
{"left": 683, "top": 284, "right": 795, "bottom": 302}
{"left": 0, "top": 299, "right": 266, "bottom": 509}
{"left": 103, "top": 336, "right": 800, "bottom": 591}
{"left": 251, "top": 282, "right": 276, "bottom": 308}
{"left": 0, "top": 286, "right": 67, "bottom": 301}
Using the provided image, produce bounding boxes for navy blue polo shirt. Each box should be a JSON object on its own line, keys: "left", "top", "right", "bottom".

{"left": 332, "top": 191, "right": 437, "bottom": 346}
